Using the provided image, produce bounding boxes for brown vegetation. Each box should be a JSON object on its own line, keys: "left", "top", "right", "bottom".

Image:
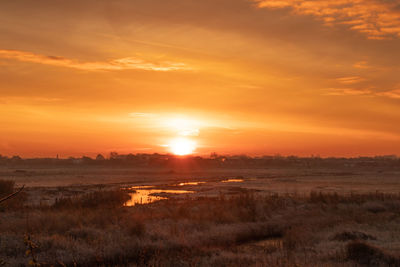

{"left": 1, "top": 179, "right": 400, "bottom": 266}
{"left": 346, "top": 241, "right": 400, "bottom": 266}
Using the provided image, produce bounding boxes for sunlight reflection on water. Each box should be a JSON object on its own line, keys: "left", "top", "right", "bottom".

{"left": 221, "top": 179, "right": 244, "bottom": 183}
{"left": 177, "top": 182, "right": 206, "bottom": 186}
{"left": 130, "top": 185, "right": 154, "bottom": 189}
{"left": 124, "top": 188, "right": 194, "bottom": 206}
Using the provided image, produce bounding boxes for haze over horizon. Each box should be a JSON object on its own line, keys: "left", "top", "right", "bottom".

{"left": 1, "top": 0, "right": 400, "bottom": 157}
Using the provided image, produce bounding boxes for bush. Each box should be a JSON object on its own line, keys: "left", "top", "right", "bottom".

{"left": 346, "top": 241, "right": 400, "bottom": 266}
{"left": 126, "top": 220, "right": 145, "bottom": 237}
{"left": 282, "top": 226, "right": 309, "bottom": 254}
{"left": 0, "top": 179, "right": 14, "bottom": 197}
{"left": 362, "top": 201, "right": 387, "bottom": 213}
{"left": 332, "top": 231, "right": 376, "bottom": 242}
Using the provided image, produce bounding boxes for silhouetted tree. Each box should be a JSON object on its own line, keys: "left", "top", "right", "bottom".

{"left": 81, "top": 156, "right": 93, "bottom": 163}
{"left": 210, "top": 152, "right": 219, "bottom": 159}
{"left": 109, "top": 152, "right": 118, "bottom": 160}
{"left": 96, "top": 154, "right": 105, "bottom": 161}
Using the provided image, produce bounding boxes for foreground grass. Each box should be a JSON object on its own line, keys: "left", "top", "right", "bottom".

{"left": 1, "top": 182, "right": 400, "bottom": 266}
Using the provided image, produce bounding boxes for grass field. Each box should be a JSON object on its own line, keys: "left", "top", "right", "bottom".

{"left": 1, "top": 165, "right": 400, "bottom": 266}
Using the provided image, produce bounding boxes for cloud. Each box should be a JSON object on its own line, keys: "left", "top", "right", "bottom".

{"left": 377, "top": 89, "right": 400, "bottom": 99}
{"left": 0, "top": 49, "right": 190, "bottom": 72}
{"left": 0, "top": 96, "right": 62, "bottom": 105}
{"left": 129, "top": 112, "right": 157, "bottom": 118}
{"left": 324, "top": 87, "right": 372, "bottom": 96}
{"left": 324, "top": 86, "right": 400, "bottom": 100}
{"left": 353, "top": 61, "right": 370, "bottom": 69}
{"left": 336, "top": 76, "right": 366, "bottom": 84}
{"left": 255, "top": 0, "right": 400, "bottom": 39}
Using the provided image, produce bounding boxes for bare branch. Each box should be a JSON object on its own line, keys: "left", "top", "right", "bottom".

{"left": 0, "top": 185, "right": 25, "bottom": 204}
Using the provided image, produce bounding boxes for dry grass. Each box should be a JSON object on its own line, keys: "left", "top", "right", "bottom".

{"left": 52, "top": 190, "right": 131, "bottom": 209}
{"left": 1, "top": 186, "right": 400, "bottom": 266}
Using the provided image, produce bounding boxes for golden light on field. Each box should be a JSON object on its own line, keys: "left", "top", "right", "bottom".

{"left": 168, "top": 138, "right": 197, "bottom": 156}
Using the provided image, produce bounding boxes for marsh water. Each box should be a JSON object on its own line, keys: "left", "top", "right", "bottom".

{"left": 221, "top": 179, "right": 244, "bottom": 183}
{"left": 124, "top": 178, "right": 245, "bottom": 206}
{"left": 124, "top": 187, "right": 194, "bottom": 206}
{"left": 177, "top": 182, "right": 205, "bottom": 186}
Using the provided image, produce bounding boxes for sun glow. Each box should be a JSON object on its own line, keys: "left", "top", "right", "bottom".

{"left": 164, "top": 117, "right": 201, "bottom": 136}
{"left": 169, "top": 138, "right": 197, "bottom": 156}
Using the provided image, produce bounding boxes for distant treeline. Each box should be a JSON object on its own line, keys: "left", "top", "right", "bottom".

{"left": 0, "top": 153, "right": 399, "bottom": 168}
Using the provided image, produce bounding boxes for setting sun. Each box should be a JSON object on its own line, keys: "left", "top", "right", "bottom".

{"left": 169, "top": 138, "right": 197, "bottom": 156}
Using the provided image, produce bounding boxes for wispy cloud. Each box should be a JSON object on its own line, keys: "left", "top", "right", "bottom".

{"left": 377, "top": 89, "right": 400, "bottom": 99}
{"left": 255, "top": 0, "right": 400, "bottom": 39}
{"left": 336, "top": 76, "right": 365, "bottom": 84}
{"left": 324, "top": 86, "right": 400, "bottom": 100}
{"left": 324, "top": 87, "right": 372, "bottom": 96}
{"left": 0, "top": 96, "right": 63, "bottom": 104}
{"left": 129, "top": 112, "right": 157, "bottom": 118}
{"left": 353, "top": 61, "right": 370, "bottom": 69}
{"left": 0, "top": 49, "right": 190, "bottom": 72}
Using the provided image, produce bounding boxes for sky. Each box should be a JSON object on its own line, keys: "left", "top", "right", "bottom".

{"left": 1, "top": 0, "right": 400, "bottom": 157}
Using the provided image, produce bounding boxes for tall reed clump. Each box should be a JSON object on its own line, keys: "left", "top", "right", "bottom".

{"left": 52, "top": 189, "right": 131, "bottom": 209}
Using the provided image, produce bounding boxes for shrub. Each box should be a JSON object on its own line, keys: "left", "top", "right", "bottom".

{"left": 346, "top": 241, "right": 400, "bottom": 266}
{"left": 235, "top": 223, "right": 284, "bottom": 244}
{"left": 126, "top": 220, "right": 145, "bottom": 237}
{"left": 0, "top": 179, "right": 14, "bottom": 197}
{"left": 332, "top": 231, "right": 376, "bottom": 242}
{"left": 362, "top": 201, "right": 387, "bottom": 213}
{"left": 282, "top": 227, "right": 308, "bottom": 253}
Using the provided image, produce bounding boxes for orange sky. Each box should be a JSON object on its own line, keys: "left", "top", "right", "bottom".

{"left": 1, "top": 0, "right": 400, "bottom": 157}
